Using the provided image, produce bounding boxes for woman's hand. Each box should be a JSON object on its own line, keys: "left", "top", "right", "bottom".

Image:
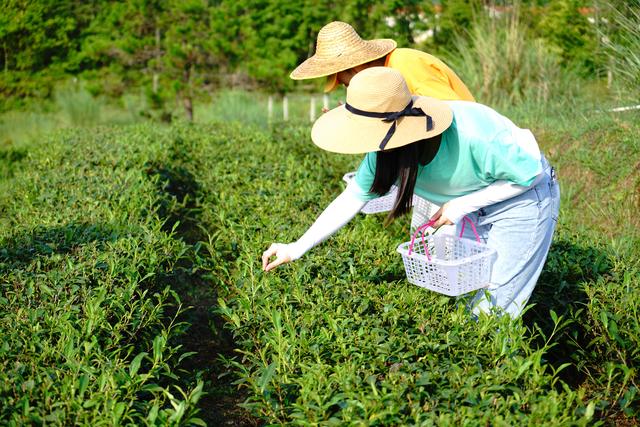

{"left": 430, "top": 204, "right": 454, "bottom": 229}
{"left": 322, "top": 100, "right": 343, "bottom": 114}
{"left": 262, "top": 243, "right": 293, "bottom": 272}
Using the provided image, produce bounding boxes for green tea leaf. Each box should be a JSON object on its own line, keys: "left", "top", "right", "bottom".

{"left": 129, "top": 352, "right": 148, "bottom": 377}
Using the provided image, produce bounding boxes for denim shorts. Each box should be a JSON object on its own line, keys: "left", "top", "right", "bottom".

{"left": 459, "top": 157, "right": 560, "bottom": 318}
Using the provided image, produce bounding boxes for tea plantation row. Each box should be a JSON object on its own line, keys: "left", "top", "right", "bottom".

{"left": 1, "top": 119, "right": 638, "bottom": 425}
{"left": 178, "top": 122, "right": 639, "bottom": 425}
{"left": 0, "top": 128, "right": 206, "bottom": 425}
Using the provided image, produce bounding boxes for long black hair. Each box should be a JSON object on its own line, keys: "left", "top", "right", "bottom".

{"left": 370, "top": 135, "right": 442, "bottom": 225}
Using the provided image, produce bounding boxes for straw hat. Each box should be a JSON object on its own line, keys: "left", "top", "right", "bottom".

{"left": 290, "top": 21, "right": 396, "bottom": 91}
{"left": 311, "top": 67, "right": 453, "bottom": 154}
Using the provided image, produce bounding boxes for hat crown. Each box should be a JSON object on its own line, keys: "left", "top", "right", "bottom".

{"left": 315, "top": 21, "right": 365, "bottom": 58}
{"left": 346, "top": 67, "right": 412, "bottom": 113}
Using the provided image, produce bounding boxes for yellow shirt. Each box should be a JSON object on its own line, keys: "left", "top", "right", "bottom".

{"left": 385, "top": 48, "right": 475, "bottom": 101}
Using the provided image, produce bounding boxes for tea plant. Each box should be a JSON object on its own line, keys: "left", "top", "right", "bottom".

{"left": 0, "top": 126, "right": 206, "bottom": 425}
{"left": 1, "top": 110, "right": 637, "bottom": 424}
{"left": 164, "top": 117, "right": 638, "bottom": 424}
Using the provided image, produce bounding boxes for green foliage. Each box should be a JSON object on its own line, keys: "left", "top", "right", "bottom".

{"left": 0, "top": 0, "right": 623, "bottom": 111}
{"left": 342, "top": 0, "right": 431, "bottom": 46}
{"left": 432, "top": 0, "right": 483, "bottom": 53}
{"left": 124, "top": 115, "right": 635, "bottom": 424}
{"left": 0, "top": 88, "right": 149, "bottom": 148}
{"left": 0, "top": 125, "right": 207, "bottom": 425}
{"left": 0, "top": 97, "right": 638, "bottom": 423}
{"left": 161, "top": 0, "right": 218, "bottom": 120}
{"left": 0, "top": 0, "right": 79, "bottom": 72}
{"left": 599, "top": 0, "right": 640, "bottom": 97}
{"left": 54, "top": 81, "right": 102, "bottom": 126}
{"left": 447, "top": 7, "right": 580, "bottom": 116}
{"left": 213, "top": 0, "right": 341, "bottom": 93}
{"left": 535, "top": 0, "right": 599, "bottom": 72}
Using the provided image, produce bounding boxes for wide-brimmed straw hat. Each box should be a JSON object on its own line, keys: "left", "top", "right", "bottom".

{"left": 311, "top": 67, "right": 453, "bottom": 154}
{"left": 290, "top": 21, "right": 396, "bottom": 92}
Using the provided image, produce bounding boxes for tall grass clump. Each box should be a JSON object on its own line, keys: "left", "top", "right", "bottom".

{"left": 601, "top": 0, "right": 640, "bottom": 99}
{"left": 449, "top": 7, "right": 582, "bottom": 124}
{"left": 54, "top": 81, "right": 103, "bottom": 127}
{"left": 0, "top": 109, "right": 59, "bottom": 148}
{"left": 201, "top": 89, "right": 269, "bottom": 128}
{"left": 0, "top": 85, "right": 148, "bottom": 148}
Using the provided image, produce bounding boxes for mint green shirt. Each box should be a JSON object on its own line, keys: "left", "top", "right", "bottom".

{"left": 352, "top": 101, "right": 542, "bottom": 205}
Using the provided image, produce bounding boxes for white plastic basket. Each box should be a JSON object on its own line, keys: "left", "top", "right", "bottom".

{"left": 342, "top": 171, "right": 417, "bottom": 215}
{"left": 410, "top": 196, "right": 439, "bottom": 233}
{"left": 397, "top": 217, "right": 497, "bottom": 296}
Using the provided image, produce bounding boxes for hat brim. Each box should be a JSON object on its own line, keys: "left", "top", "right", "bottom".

{"left": 290, "top": 39, "right": 396, "bottom": 80}
{"left": 311, "top": 96, "right": 453, "bottom": 154}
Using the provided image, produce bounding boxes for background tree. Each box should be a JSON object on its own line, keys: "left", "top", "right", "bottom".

{"left": 217, "top": 0, "right": 341, "bottom": 93}
{"left": 76, "top": 0, "right": 164, "bottom": 97}
{"left": 432, "top": 0, "right": 483, "bottom": 54}
{"left": 0, "top": 0, "right": 618, "bottom": 113}
{"left": 0, "top": 0, "right": 83, "bottom": 103}
{"left": 535, "top": 0, "right": 599, "bottom": 72}
{"left": 341, "top": 0, "right": 430, "bottom": 48}
{"left": 161, "top": 0, "right": 215, "bottom": 121}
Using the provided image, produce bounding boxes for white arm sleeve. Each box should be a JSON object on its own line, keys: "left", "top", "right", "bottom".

{"left": 444, "top": 171, "right": 544, "bottom": 224}
{"left": 284, "top": 188, "right": 367, "bottom": 260}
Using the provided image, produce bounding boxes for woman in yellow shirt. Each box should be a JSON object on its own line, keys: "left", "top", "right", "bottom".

{"left": 290, "top": 21, "right": 475, "bottom": 102}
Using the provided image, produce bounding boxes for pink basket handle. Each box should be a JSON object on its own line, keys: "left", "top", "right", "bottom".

{"left": 459, "top": 216, "right": 481, "bottom": 242}
{"left": 408, "top": 218, "right": 437, "bottom": 260}
{"left": 408, "top": 216, "right": 481, "bottom": 260}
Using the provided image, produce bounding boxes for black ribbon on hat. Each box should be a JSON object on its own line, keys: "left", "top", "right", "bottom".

{"left": 345, "top": 100, "right": 433, "bottom": 150}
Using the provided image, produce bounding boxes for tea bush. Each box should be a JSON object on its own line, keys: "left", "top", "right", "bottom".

{"left": 0, "top": 126, "right": 205, "bottom": 425}
{"left": 1, "top": 115, "right": 637, "bottom": 424}
{"left": 165, "top": 117, "right": 638, "bottom": 424}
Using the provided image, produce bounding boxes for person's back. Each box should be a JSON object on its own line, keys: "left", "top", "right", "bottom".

{"left": 385, "top": 48, "right": 475, "bottom": 101}
{"left": 290, "top": 21, "right": 474, "bottom": 102}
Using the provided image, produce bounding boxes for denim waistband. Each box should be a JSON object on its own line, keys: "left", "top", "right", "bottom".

{"left": 540, "top": 154, "right": 557, "bottom": 184}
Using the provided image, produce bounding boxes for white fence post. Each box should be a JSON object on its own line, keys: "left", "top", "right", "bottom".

{"left": 283, "top": 95, "right": 289, "bottom": 121}
{"left": 323, "top": 94, "right": 329, "bottom": 111}
{"left": 268, "top": 96, "right": 274, "bottom": 123}
{"left": 309, "top": 96, "right": 316, "bottom": 122}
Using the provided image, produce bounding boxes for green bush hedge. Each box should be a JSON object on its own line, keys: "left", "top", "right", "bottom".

{"left": 0, "top": 126, "right": 204, "bottom": 425}
{"left": 168, "top": 119, "right": 638, "bottom": 424}
{"left": 1, "top": 117, "right": 637, "bottom": 424}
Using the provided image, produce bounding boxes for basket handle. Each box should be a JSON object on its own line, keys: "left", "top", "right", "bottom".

{"left": 459, "top": 216, "right": 481, "bottom": 242}
{"left": 408, "top": 215, "right": 481, "bottom": 258}
{"left": 408, "top": 218, "right": 437, "bottom": 259}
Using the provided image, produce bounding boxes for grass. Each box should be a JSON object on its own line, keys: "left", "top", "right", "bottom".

{"left": 0, "top": 82, "right": 147, "bottom": 151}
{"left": 601, "top": 0, "right": 640, "bottom": 100}
{"left": 196, "top": 88, "right": 346, "bottom": 129}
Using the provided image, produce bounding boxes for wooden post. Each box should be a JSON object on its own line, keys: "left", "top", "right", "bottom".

{"left": 283, "top": 95, "right": 289, "bottom": 121}
{"left": 309, "top": 96, "right": 316, "bottom": 122}
{"left": 268, "top": 96, "right": 274, "bottom": 123}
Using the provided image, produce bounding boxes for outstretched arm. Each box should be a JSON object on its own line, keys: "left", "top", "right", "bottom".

{"left": 262, "top": 187, "right": 367, "bottom": 271}
{"left": 430, "top": 173, "right": 544, "bottom": 228}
